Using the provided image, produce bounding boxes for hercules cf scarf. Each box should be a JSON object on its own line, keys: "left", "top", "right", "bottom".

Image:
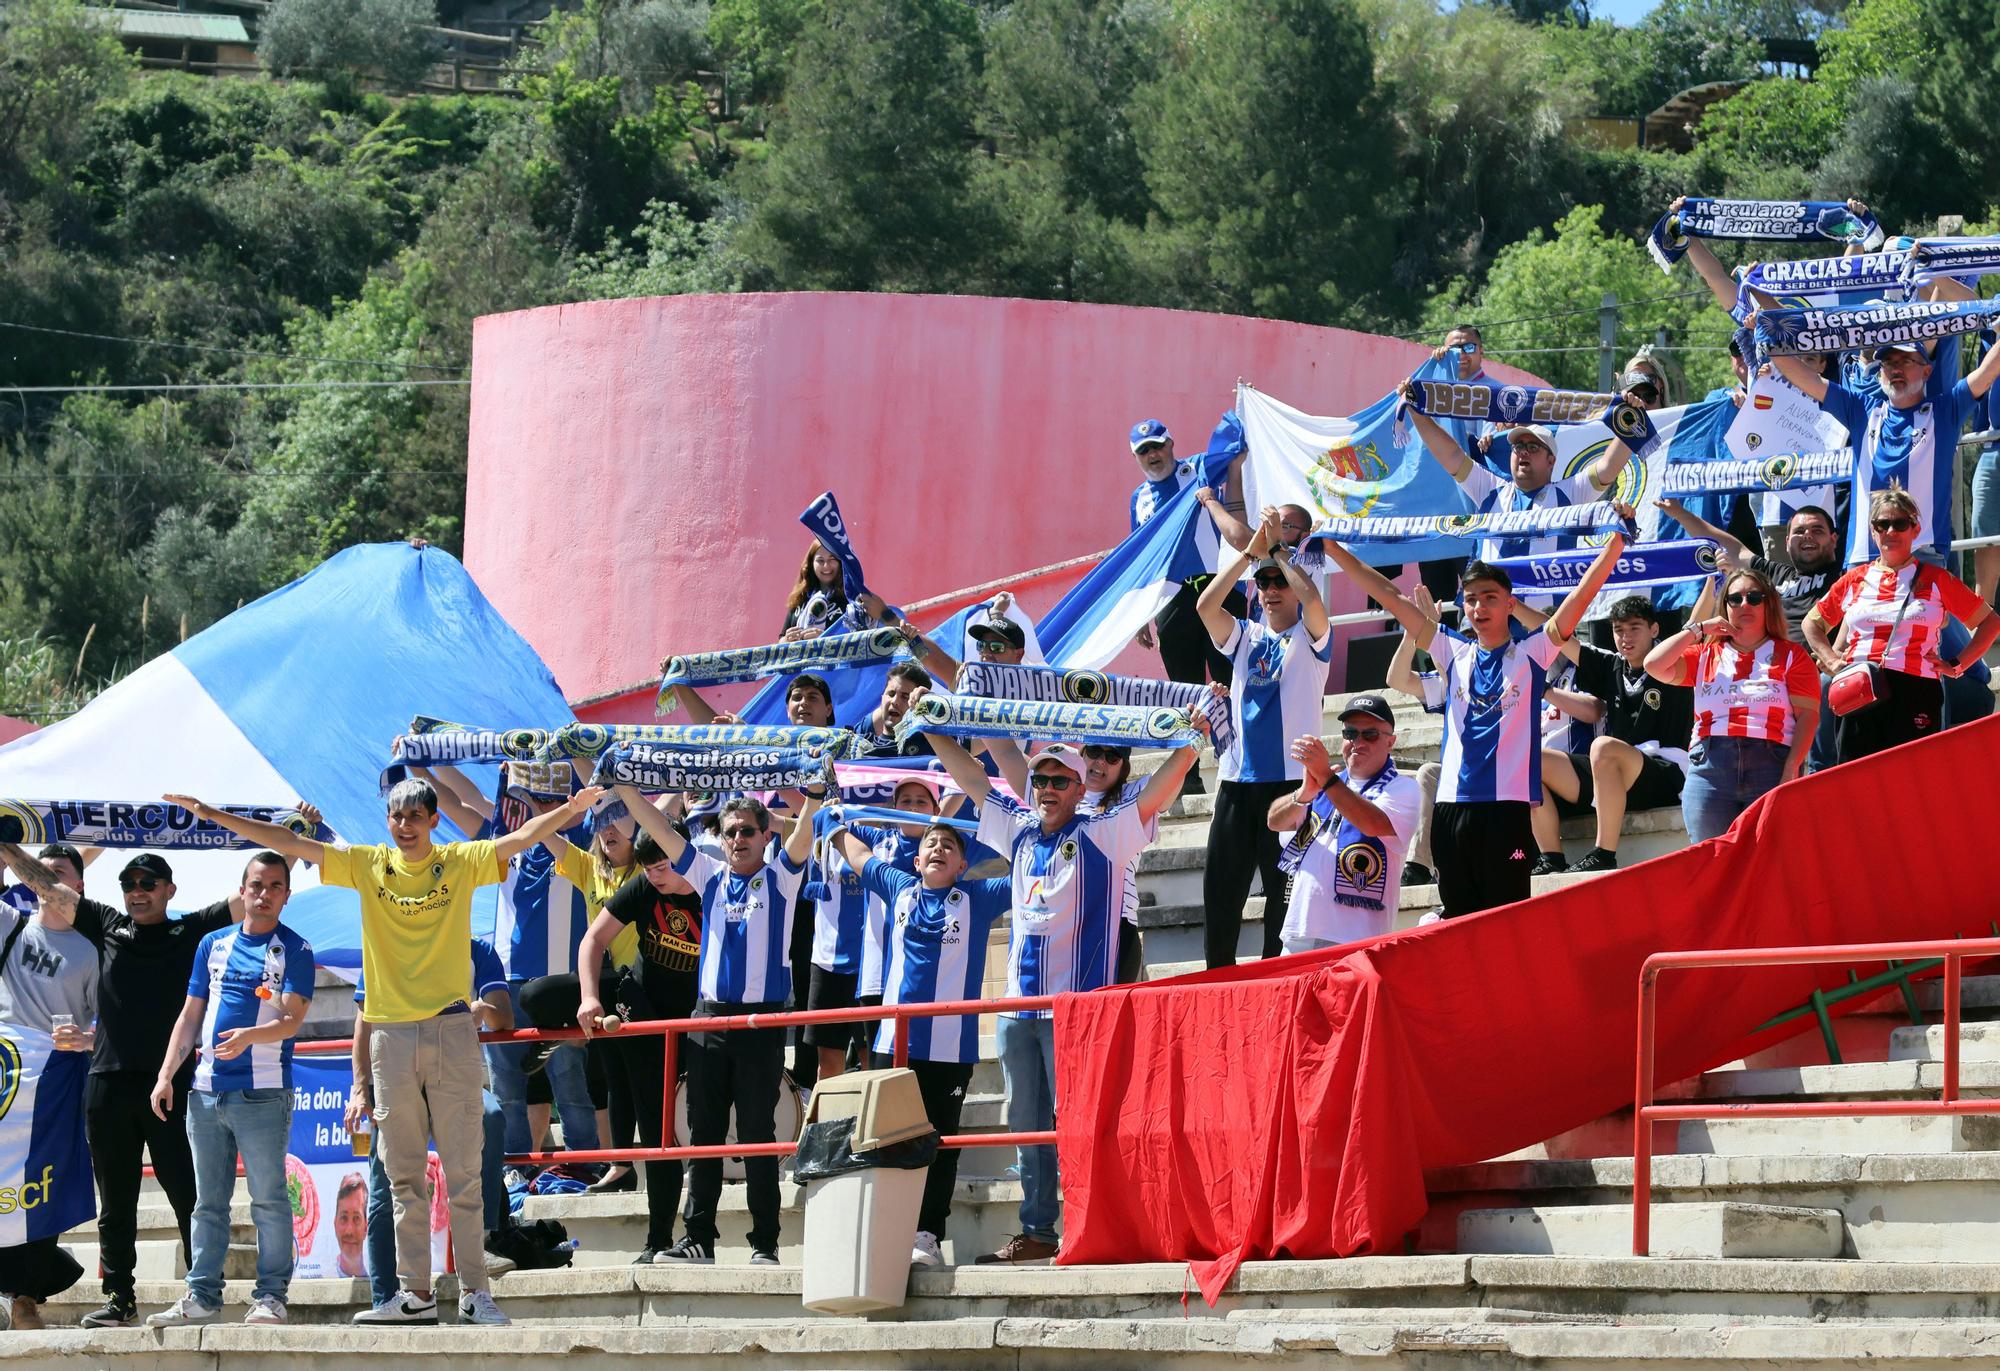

{"left": 955, "top": 661, "right": 1235, "bottom": 758}
{"left": 0, "top": 800, "right": 335, "bottom": 850}
{"left": 657, "top": 625, "right": 910, "bottom": 696}
{"left": 895, "top": 693, "right": 1203, "bottom": 750}
{"left": 1327, "top": 502, "right": 1637, "bottom": 545}
{"left": 1660, "top": 449, "right": 1855, "bottom": 497}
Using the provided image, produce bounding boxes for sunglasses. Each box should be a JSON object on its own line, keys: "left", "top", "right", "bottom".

{"left": 1509, "top": 438, "right": 1548, "bottom": 453}
{"left": 1456, "top": 342, "right": 1480, "bottom": 354}
{"left": 722, "top": 825, "right": 763, "bottom": 841}
{"left": 1029, "top": 773, "right": 1076, "bottom": 791}
{"left": 975, "top": 639, "right": 1010, "bottom": 656}
{"left": 1340, "top": 727, "right": 1386, "bottom": 742}
{"left": 1254, "top": 572, "right": 1288, "bottom": 589}
{"left": 1627, "top": 384, "right": 1660, "bottom": 403}
{"left": 1725, "top": 591, "right": 1766, "bottom": 607}
{"left": 1871, "top": 517, "right": 1915, "bottom": 534}
{"left": 120, "top": 875, "right": 162, "bottom": 892}
{"left": 1080, "top": 745, "right": 1128, "bottom": 761}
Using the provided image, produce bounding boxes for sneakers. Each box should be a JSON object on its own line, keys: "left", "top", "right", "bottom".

{"left": 8, "top": 1296, "right": 41, "bottom": 1331}
{"left": 1529, "top": 852, "right": 1568, "bottom": 877}
{"left": 1416, "top": 910, "right": 1444, "bottom": 926}
{"left": 458, "top": 1289, "right": 510, "bottom": 1326}
{"left": 145, "top": 1294, "right": 220, "bottom": 1328}
{"left": 749, "top": 1249, "right": 780, "bottom": 1266}
{"left": 80, "top": 1297, "right": 136, "bottom": 1329}
{"left": 652, "top": 1237, "right": 714, "bottom": 1265}
{"left": 352, "top": 1290, "right": 439, "bottom": 1325}
{"left": 1570, "top": 847, "right": 1620, "bottom": 873}
{"left": 1400, "top": 861, "right": 1433, "bottom": 888}
{"left": 974, "top": 1233, "right": 1058, "bottom": 1265}
{"left": 910, "top": 1231, "right": 943, "bottom": 1267}
{"left": 244, "top": 1295, "right": 287, "bottom": 1325}
{"left": 632, "top": 1249, "right": 660, "bottom": 1265}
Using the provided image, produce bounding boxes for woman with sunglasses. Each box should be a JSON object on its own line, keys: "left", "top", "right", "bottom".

{"left": 1803, "top": 488, "right": 2000, "bottom": 765}
{"left": 1645, "top": 570, "right": 1820, "bottom": 843}
{"left": 1069, "top": 743, "right": 1153, "bottom": 983}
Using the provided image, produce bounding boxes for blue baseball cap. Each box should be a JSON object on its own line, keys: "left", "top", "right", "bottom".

{"left": 1129, "top": 419, "right": 1171, "bottom": 452}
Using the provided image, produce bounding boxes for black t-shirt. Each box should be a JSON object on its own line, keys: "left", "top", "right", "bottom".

{"left": 1752, "top": 553, "right": 1839, "bottom": 646}
{"left": 847, "top": 717, "right": 935, "bottom": 759}
{"left": 1573, "top": 642, "right": 1694, "bottom": 753}
{"left": 602, "top": 873, "right": 701, "bottom": 1018}
{"left": 71, "top": 896, "right": 233, "bottom": 1077}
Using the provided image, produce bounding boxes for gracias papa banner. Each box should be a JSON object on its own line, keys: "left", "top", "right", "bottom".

{"left": 896, "top": 693, "right": 1202, "bottom": 751}
{"left": 1732, "top": 247, "right": 1912, "bottom": 320}
{"left": 0, "top": 800, "right": 333, "bottom": 851}
{"left": 287, "top": 1055, "right": 448, "bottom": 1282}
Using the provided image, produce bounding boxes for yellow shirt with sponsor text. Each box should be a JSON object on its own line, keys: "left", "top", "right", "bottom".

{"left": 321, "top": 839, "right": 504, "bottom": 1023}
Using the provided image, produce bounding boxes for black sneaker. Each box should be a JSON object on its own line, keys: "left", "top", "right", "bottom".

{"left": 1529, "top": 853, "right": 1568, "bottom": 877}
{"left": 80, "top": 1296, "right": 136, "bottom": 1329}
{"left": 1570, "top": 848, "right": 1619, "bottom": 873}
{"left": 652, "top": 1236, "right": 714, "bottom": 1265}
{"left": 749, "top": 1249, "right": 780, "bottom": 1266}
{"left": 1400, "top": 862, "right": 1433, "bottom": 888}
{"left": 632, "top": 1249, "right": 659, "bottom": 1265}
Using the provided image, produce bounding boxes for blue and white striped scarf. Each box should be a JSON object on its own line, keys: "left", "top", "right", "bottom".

{"left": 1329, "top": 501, "right": 1636, "bottom": 545}
{"left": 1649, "top": 198, "right": 1882, "bottom": 273}
{"left": 658, "top": 625, "right": 910, "bottom": 694}
{"left": 592, "top": 741, "right": 834, "bottom": 794}
{"left": 956, "top": 661, "right": 1235, "bottom": 758}
{"left": 895, "top": 693, "right": 1202, "bottom": 750}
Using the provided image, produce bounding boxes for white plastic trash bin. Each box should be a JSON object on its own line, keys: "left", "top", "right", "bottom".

{"left": 797, "top": 1068, "right": 935, "bottom": 1315}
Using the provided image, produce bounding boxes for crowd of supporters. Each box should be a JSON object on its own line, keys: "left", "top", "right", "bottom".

{"left": 0, "top": 193, "right": 1997, "bottom": 1323}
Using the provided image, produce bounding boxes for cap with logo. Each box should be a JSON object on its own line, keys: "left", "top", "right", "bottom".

{"left": 967, "top": 611, "right": 1027, "bottom": 649}
{"left": 1128, "top": 419, "right": 1171, "bottom": 453}
{"left": 1028, "top": 744, "right": 1087, "bottom": 782}
{"left": 121, "top": 852, "right": 174, "bottom": 881}
{"left": 1338, "top": 695, "right": 1396, "bottom": 727}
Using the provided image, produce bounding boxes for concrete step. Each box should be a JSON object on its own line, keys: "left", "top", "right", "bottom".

{"left": 1679, "top": 1114, "right": 2000, "bottom": 1156}
{"left": 1891, "top": 1020, "right": 2000, "bottom": 1062}
{"left": 1914, "top": 973, "right": 2000, "bottom": 1014}
{"left": 1457, "top": 1201, "right": 1844, "bottom": 1260}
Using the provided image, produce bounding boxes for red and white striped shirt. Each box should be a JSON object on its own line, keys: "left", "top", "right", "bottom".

{"left": 1681, "top": 636, "right": 1820, "bottom": 746}
{"left": 1814, "top": 561, "right": 1984, "bottom": 681}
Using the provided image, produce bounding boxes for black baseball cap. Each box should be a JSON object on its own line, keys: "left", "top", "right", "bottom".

{"left": 1338, "top": 695, "right": 1396, "bottom": 726}
{"left": 120, "top": 852, "right": 174, "bottom": 881}
{"left": 967, "top": 613, "right": 1026, "bottom": 649}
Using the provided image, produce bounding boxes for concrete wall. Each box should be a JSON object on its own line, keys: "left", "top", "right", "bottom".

{"left": 464, "top": 292, "right": 1537, "bottom": 709}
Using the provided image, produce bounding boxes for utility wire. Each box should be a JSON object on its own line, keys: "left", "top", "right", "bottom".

{"left": 1, "top": 380, "right": 470, "bottom": 394}
{"left": 0, "top": 319, "right": 466, "bottom": 374}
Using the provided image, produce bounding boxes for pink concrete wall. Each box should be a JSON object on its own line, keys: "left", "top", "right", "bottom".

{"left": 0, "top": 716, "right": 36, "bottom": 746}
{"left": 465, "top": 293, "right": 1537, "bottom": 707}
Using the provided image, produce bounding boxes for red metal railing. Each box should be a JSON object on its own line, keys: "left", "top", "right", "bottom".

{"left": 298, "top": 994, "right": 1060, "bottom": 1165}
{"left": 1632, "top": 936, "right": 2000, "bottom": 1255}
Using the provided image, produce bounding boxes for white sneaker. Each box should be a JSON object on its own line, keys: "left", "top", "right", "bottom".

{"left": 458, "top": 1289, "right": 510, "bottom": 1326}
{"left": 1417, "top": 910, "right": 1444, "bottom": 926}
{"left": 244, "top": 1295, "right": 287, "bottom": 1325}
{"left": 910, "top": 1231, "right": 943, "bottom": 1267}
{"left": 146, "top": 1294, "right": 222, "bottom": 1327}
{"left": 352, "top": 1290, "right": 438, "bottom": 1325}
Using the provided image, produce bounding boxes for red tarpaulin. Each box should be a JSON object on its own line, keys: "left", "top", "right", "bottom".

{"left": 1054, "top": 714, "right": 2000, "bottom": 1301}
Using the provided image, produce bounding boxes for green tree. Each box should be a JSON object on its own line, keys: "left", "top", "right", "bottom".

{"left": 741, "top": 0, "right": 992, "bottom": 291}
{"left": 0, "top": 0, "right": 132, "bottom": 198}
{"left": 258, "top": 0, "right": 443, "bottom": 93}
{"left": 532, "top": 0, "right": 716, "bottom": 103}
{"left": 569, "top": 199, "right": 744, "bottom": 297}
{"left": 708, "top": 0, "right": 822, "bottom": 103}
{"left": 1914, "top": 0, "right": 2000, "bottom": 211}
{"left": 1129, "top": 0, "right": 1403, "bottom": 324}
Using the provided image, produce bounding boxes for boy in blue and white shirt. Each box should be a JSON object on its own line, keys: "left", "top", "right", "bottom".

{"left": 147, "top": 853, "right": 313, "bottom": 1328}
{"left": 823, "top": 818, "right": 1011, "bottom": 1267}
{"left": 1196, "top": 510, "right": 1333, "bottom": 969}
{"left": 1325, "top": 524, "right": 1632, "bottom": 921}
{"left": 646, "top": 789, "right": 822, "bottom": 1266}
{"left": 924, "top": 718, "right": 1201, "bottom": 1265}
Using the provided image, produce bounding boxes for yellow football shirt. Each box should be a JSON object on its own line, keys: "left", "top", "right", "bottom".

{"left": 321, "top": 839, "right": 504, "bottom": 1023}
{"left": 555, "top": 841, "right": 641, "bottom": 967}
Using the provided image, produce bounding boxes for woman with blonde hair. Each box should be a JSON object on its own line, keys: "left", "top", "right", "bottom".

{"left": 1804, "top": 487, "right": 2000, "bottom": 764}
{"left": 1645, "top": 569, "right": 1820, "bottom": 842}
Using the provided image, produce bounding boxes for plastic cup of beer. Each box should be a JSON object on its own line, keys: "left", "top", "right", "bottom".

{"left": 352, "top": 1116, "right": 372, "bottom": 1157}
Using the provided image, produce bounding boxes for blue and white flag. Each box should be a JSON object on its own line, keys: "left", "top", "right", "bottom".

{"left": 1661, "top": 449, "right": 1855, "bottom": 497}
{"left": 592, "top": 741, "right": 835, "bottom": 794}
{"left": 1733, "top": 248, "right": 1912, "bottom": 320}
{"left": 1649, "top": 198, "right": 1882, "bottom": 273}
{"left": 826, "top": 804, "right": 978, "bottom": 835}
{"left": 1237, "top": 363, "right": 1486, "bottom": 571}
{"left": 1488, "top": 540, "right": 1723, "bottom": 597}
{"left": 1401, "top": 378, "right": 1618, "bottom": 430}
{"left": 897, "top": 693, "right": 1201, "bottom": 750}
{"left": 561, "top": 722, "right": 854, "bottom": 761}
{"left": 799, "top": 491, "right": 875, "bottom": 602}
{"left": 657, "top": 625, "right": 911, "bottom": 694}
{"left": 0, "top": 800, "right": 334, "bottom": 850}
{"left": 0, "top": 1027, "right": 93, "bottom": 1244}
{"left": 955, "top": 661, "right": 1234, "bottom": 758}
{"left": 1756, "top": 297, "right": 2000, "bottom": 355}
{"left": 1031, "top": 410, "right": 1238, "bottom": 671}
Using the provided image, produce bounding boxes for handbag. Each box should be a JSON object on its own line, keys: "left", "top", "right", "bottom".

{"left": 1827, "top": 565, "right": 1921, "bottom": 717}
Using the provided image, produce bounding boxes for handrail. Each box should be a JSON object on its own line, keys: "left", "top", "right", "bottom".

{"left": 302, "top": 993, "right": 1060, "bottom": 1166}
{"left": 1631, "top": 935, "right": 2000, "bottom": 1255}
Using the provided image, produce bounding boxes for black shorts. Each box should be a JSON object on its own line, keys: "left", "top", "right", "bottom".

{"left": 1430, "top": 799, "right": 1534, "bottom": 919}
{"left": 1559, "top": 749, "right": 1686, "bottom": 815}
{"left": 803, "top": 966, "right": 870, "bottom": 1051}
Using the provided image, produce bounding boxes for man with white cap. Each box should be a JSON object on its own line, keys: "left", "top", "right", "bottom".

{"left": 921, "top": 713, "right": 1204, "bottom": 1264}
{"left": 1128, "top": 418, "right": 1241, "bottom": 696}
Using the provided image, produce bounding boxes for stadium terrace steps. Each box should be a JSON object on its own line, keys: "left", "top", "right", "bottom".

{"left": 1456, "top": 1201, "right": 1845, "bottom": 1260}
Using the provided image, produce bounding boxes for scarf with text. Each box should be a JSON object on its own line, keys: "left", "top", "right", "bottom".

{"left": 657, "top": 625, "right": 910, "bottom": 697}
{"left": 1731, "top": 248, "right": 1912, "bottom": 321}
{"left": 1649, "top": 198, "right": 1882, "bottom": 273}
{"left": 0, "top": 799, "right": 335, "bottom": 850}
{"left": 955, "top": 661, "right": 1235, "bottom": 758}
{"left": 1486, "top": 539, "right": 1720, "bottom": 596}
{"left": 1276, "top": 761, "right": 1402, "bottom": 912}
{"left": 1328, "top": 501, "right": 1636, "bottom": 545}
{"left": 895, "top": 693, "right": 1202, "bottom": 750}
{"left": 560, "top": 722, "right": 854, "bottom": 761}
{"left": 1399, "top": 378, "right": 1618, "bottom": 433}
{"left": 1755, "top": 296, "right": 2000, "bottom": 356}
{"left": 1660, "top": 448, "right": 1855, "bottom": 497}
{"left": 799, "top": 490, "right": 877, "bottom": 602}
{"left": 591, "top": 741, "right": 835, "bottom": 794}
{"left": 1901, "top": 236, "right": 2000, "bottom": 287}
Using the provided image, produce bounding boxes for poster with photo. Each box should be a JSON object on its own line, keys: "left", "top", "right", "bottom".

{"left": 287, "top": 1055, "right": 447, "bottom": 1281}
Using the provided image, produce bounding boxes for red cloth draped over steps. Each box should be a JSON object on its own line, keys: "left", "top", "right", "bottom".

{"left": 1053, "top": 715, "right": 2000, "bottom": 1301}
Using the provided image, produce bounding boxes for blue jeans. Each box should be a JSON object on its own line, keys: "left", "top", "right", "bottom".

{"left": 365, "top": 1090, "right": 507, "bottom": 1306}
{"left": 1681, "top": 736, "right": 1788, "bottom": 843}
{"left": 185, "top": 1088, "right": 293, "bottom": 1307}
{"left": 487, "top": 986, "right": 598, "bottom": 1155}
{"left": 997, "top": 1015, "right": 1059, "bottom": 1243}
{"left": 1807, "top": 675, "right": 1839, "bottom": 774}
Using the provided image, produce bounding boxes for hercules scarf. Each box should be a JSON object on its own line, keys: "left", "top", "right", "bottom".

{"left": 894, "top": 693, "right": 1202, "bottom": 750}
{"left": 955, "top": 661, "right": 1235, "bottom": 758}
{"left": 1648, "top": 198, "right": 1883, "bottom": 273}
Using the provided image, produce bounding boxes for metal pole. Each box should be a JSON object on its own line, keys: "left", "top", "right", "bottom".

{"left": 1944, "top": 953, "right": 1961, "bottom": 1106}
{"left": 661, "top": 1026, "right": 679, "bottom": 1149}
{"left": 1599, "top": 292, "right": 1619, "bottom": 392}
{"left": 1632, "top": 962, "right": 1658, "bottom": 1257}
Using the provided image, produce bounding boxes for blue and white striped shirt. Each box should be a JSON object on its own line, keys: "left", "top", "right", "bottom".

{"left": 674, "top": 847, "right": 807, "bottom": 1005}
{"left": 186, "top": 923, "right": 314, "bottom": 1094}
{"left": 861, "top": 860, "right": 1010, "bottom": 1064}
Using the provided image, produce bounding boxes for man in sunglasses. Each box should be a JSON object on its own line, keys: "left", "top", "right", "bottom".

{"left": 1129, "top": 418, "right": 1244, "bottom": 699}
{"left": 0, "top": 831, "right": 313, "bottom": 1330}
{"left": 1772, "top": 331, "right": 2000, "bottom": 567}
{"left": 967, "top": 609, "right": 1029, "bottom": 666}
{"left": 921, "top": 720, "right": 1202, "bottom": 1264}
{"left": 1266, "top": 696, "right": 1420, "bottom": 952}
